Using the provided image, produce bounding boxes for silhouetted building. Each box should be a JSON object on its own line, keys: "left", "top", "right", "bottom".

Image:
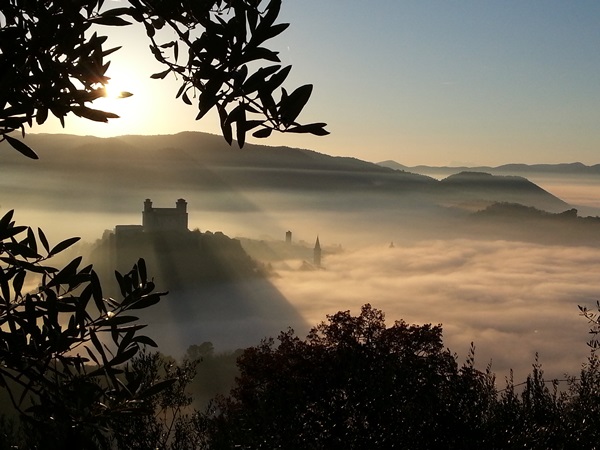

{"left": 110, "top": 199, "right": 190, "bottom": 272}
{"left": 286, "top": 230, "right": 292, "bottom": 244}
{"left": 142, "top": 198, "right": 188, "bottom": 232}
{"left": 314, "top": 236, "right": 321, "bottom": 268}
{"left": 97, "top": 199, "right": 263, "bottom": 290}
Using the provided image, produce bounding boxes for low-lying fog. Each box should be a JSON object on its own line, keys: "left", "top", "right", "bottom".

{"left": 5, "top": 172, "right": 600, "bottom": 385}
{"left": 272, "top": 239, "right": 596, "bottom": 383}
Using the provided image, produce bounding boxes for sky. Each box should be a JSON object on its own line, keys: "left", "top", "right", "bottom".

{"left": 34, "top": 1, "right": 600, "bottom": 166}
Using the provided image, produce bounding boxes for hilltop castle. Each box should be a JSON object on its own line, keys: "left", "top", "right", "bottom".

{"left": 143, "top": 198, "right": 188, "bottom": 232}
{"left": 94, "top": 199, "right": 261, "bottom": 289}
{"left": 109, "top": 199, "right": 190, "bottom": 273}
{"left": 114, "top": 198, "right": 189, "bottom": 239}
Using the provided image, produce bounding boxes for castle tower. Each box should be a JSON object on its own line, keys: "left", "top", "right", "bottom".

{"left": 313, "top": 236, "right": 321, "bottom": 268}
{"left": 286, "top": 230, "right": 292, "bottom": 244}
{"left": 175, "top": 198, "right": 189, "bottom": 230}
{"left": 142, "top": 199, "right": 152, "bottom": 229}
{"left": 142, "top": 198, "right": 189, "bottom": 232}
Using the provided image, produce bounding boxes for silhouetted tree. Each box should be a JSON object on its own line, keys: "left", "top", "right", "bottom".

{"left": 186, "top": 342, "right": 216, "bottom": 361}
{"left": 181, "top": 304, "right": 600, "bottom": 449}
{"left": 197, "top": 304, "right": 498, "bottom": 449}
{"left": 110, "top": 351, "right": 199, "bottom": 450}
{"left": 1, "top": 0, "right": 328, "bottom": 157}
{"left": 0, "top": 210, "right": 171, "bottom": 449}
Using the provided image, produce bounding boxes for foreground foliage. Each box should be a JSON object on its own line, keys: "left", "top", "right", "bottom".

{"left": 0, "top": 210, "right": 169, "bottom": 449}
{"left": 1, "top": 0, "right": 327, "bottom": 157}
{"left": 4, "top": 302, "right": 600, "bottom": 448}
{"left": 110, "top": 351, "right": 198, "bottom": 450}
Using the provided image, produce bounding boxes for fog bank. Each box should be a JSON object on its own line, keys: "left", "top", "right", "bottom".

{"left": 272, "top": 239, "right": 599, "bottom": 383}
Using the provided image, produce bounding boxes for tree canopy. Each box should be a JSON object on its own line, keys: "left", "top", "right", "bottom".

{"left": 199, "top": 304, "right": 497, "bottom": 449}
{"left": 1, "top": 0, "right": 328, "bottom": 158}
{"left": 195, "top": 304, "right": 600, "bottom": 449}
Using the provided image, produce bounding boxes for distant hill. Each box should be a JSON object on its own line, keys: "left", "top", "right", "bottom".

{"left": 3, "top": 132, "right": 434, "bottom": 194}
{"left": 91, "top": 228, "right": 265, "bottom": 289}
{"left": 1, "top": 132, "right": 568, "bottom": 214}
{"left": 438, "top": 171, "right": 569, "bottom": 212}
{"left": 466, "top": 202, "right": 600, "bottom": 246}
{"left": 87, "top": 226, "right": 308, "bottom": 354}
{"left": 378, "top": 160, "right": 600, "bottom": 176}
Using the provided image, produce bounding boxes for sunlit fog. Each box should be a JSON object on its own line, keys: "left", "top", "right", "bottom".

{"left": 3, "top": 133, "right": 600, "bottom": 384}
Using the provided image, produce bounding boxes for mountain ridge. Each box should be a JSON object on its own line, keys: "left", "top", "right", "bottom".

{"left": 0, "top": 132, "right": 568, "bottom": 216}
{"left": 378, "top": 160, "right": 600, "bottom": 175}
{"left": 0, "top": 132, "right": 570, "bottom": 221}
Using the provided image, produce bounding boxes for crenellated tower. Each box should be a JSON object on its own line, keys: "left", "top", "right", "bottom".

{"left": 142, "top": 198, "right": 188, "bottom": 232}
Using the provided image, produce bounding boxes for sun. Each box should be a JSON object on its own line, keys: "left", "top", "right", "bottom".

{"left": 102, "top": 80, "right": 133, "bottom": 100}
{"left": 101, "top": 73, "right": 134, "bottom": 101}
{"left": 91, "top": 70, "right": 137, "bottom": 122}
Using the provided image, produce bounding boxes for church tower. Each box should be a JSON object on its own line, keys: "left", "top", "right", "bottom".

{"left": 313, "top": 236, "right": 321, "bottom": 268}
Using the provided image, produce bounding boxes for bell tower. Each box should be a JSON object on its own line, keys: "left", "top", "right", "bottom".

{"left": 313, "top": 236, "right": 321, "bottom": 268}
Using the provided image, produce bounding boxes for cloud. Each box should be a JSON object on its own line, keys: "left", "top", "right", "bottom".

{"left": 271, "top": 239, "right": 600, "bottom": 383}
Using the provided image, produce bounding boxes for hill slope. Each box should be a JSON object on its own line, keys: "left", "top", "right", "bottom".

{"left": 1, "top": 132, "right": 568, "bottom": 214}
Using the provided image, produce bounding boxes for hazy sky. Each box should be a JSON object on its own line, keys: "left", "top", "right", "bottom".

{"left": 35, "top": 1, "right": 600, "bottom": 166}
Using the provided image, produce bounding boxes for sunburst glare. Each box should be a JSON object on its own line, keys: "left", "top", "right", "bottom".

{"left": 97, "top": 71, "right": 135, "bottom": 112}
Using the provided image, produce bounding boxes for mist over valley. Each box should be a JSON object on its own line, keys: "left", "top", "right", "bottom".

{"left": 3, "top": 132, "right": 600, "bottom": 381}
